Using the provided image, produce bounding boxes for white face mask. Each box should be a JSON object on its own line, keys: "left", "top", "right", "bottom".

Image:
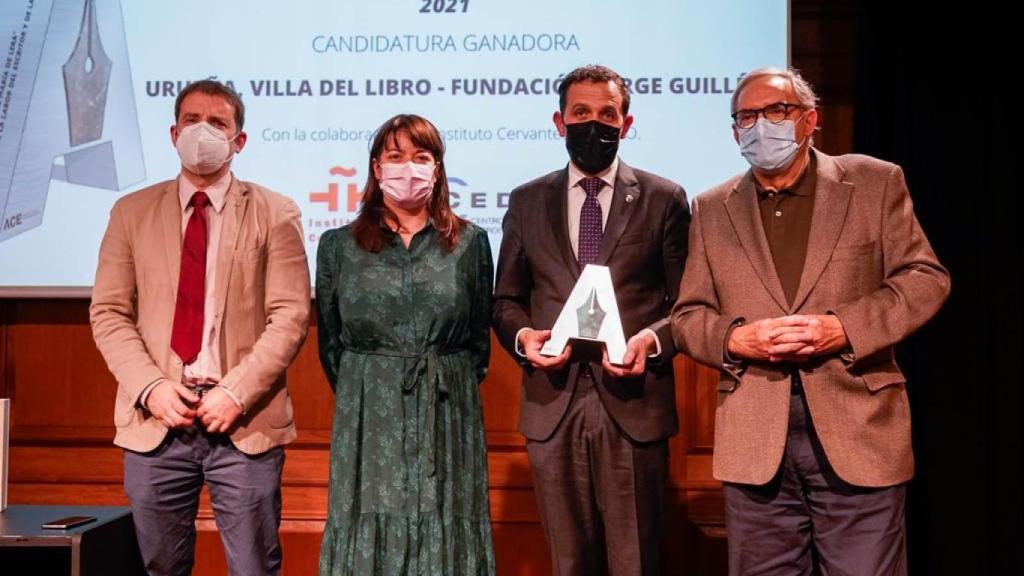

{"left": 175, "top": 122, "right": 237, "bottom": 175}
{"left": 378, "top": 161, "right": 435, "bottom": 209}
{"left": 738, "top": 116, "right": 807, "bottom": 172}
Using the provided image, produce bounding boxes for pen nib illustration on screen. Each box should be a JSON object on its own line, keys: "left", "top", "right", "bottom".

{"left": 0, "top": 0, "right": 144, "bottom": 245}
{"left": 63, "top": 0, "right": 112, "bottom": 147}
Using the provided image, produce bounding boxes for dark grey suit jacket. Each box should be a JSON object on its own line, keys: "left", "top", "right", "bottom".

{"left": 492, "top": 161, "right": 690, "bottom": 442}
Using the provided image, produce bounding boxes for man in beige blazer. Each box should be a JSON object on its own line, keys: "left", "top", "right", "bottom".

{"left": 671, "top": 68, "right": 949, "bottom": 575}
{"left": 90, "top": 80, "right": 310, "bottom": 576}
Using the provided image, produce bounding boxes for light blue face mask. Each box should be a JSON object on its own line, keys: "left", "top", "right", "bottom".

{"left": 738, "top": 116, "right": 806, "bottom": 171}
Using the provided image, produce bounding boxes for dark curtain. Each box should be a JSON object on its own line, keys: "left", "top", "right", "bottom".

{"left": 855, "top": 4, "right": 1021, "bottom": 575}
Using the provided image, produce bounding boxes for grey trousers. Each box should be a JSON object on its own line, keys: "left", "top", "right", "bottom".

{"left": 723, "top": 384, "right": 907, "bottom": 576}
{"left": 123, "top": 425, "right": 285, "bottom": 576}
{"left": 526, "top": 370, "right": 668, "bottom": 576}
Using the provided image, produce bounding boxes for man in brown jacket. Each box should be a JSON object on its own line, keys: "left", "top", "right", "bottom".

{"left": 671, "top": 68, "right": 949, "bottom": 575}
{"left": 90, "top": 80, "right": 310, "bottom": 576}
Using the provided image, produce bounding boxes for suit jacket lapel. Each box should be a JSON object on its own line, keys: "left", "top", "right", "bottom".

{"left": 160, "top": 180, "right": 182, "bottom": 301}
{"left": 213, "top": 177, "right": 248, "bottom": 321}
{"left": 595, "top": 162, "right": 640, "bottom": 266}
{"left": 546, "top": 168, "right": 581, "bottom": 281}
{"left": 789, "top": 151, "right": 853, "bottom": 312}
{"left": 724, "top": 173, "right": 789, "bottom": 312}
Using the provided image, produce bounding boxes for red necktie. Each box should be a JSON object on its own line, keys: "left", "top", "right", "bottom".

{"left": 170, "top": 191, "right": 210, "bottom": 365}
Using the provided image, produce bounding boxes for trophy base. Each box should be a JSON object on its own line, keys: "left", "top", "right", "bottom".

{"left": 541, "top": 336, "right": 624, "bottom": 365}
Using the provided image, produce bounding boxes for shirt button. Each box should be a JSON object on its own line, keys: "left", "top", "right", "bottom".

{"left": 775, "top": 211, "right": 782, "bottom": 217}
{"left": 768, "top": 192, "right": 775, "bottom": 199}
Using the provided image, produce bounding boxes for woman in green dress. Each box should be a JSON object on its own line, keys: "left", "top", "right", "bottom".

{"left": 316, "top": 114, "right": 495, "bottom": 575}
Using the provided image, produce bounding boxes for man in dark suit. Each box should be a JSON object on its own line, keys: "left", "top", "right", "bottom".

{"left": 671, "top": 67, "right": 950, "bottom": 575}
{"left": 492, "top": 65, "right": 690, "bottom": 575}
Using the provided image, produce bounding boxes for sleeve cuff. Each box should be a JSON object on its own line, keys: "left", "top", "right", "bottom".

{"left": 827, "top": 310, "right": 856, "bottom": 365}
{"left": 217, "top": 385, "right": 247, "bottom": 414}
{"left": 514, "top": 327, "right": 532, "bottom": 357}
{"left": 137, "top": 378, "right": 166, "bottom": 409}
{"left": 722, "top": 318, "right": 747, "bottom": 376}
{"left": 641, "top": 328, "right": 662, "bottom": 358}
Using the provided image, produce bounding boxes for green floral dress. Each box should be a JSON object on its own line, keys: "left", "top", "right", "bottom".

{"left": 315, "top": 223, "right": 495, "bottom": 575}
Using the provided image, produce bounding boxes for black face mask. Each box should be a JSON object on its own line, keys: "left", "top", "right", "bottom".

{"left": 564, "top": 120, "right": 621, "bottom": 174}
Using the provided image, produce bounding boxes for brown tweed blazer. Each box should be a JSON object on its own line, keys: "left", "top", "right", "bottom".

{"left": 671, "top": 149, "right": 950, "bottom": 487}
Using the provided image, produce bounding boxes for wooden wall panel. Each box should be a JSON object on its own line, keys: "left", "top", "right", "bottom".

{"left": 1, "top": 300, "right": 725, "bottom": 575}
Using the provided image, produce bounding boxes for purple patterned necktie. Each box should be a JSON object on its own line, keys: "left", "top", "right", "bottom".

{"left": 577, "top": 176, "right": 605, "bottom": 268}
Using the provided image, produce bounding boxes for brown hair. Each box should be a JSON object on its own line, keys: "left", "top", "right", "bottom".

{"left": 558, "top": 64, "right": 631, "bottom": 116}
{"left": 353, "top": 114, "right": 467, "bottom": 253}
{"left": 174, "top": 79, "right": 246, "bottom": 130}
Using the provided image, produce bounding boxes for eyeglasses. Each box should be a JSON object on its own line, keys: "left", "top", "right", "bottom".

{"left": 731, "top": 102, "right": 806, "bottom": 130}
